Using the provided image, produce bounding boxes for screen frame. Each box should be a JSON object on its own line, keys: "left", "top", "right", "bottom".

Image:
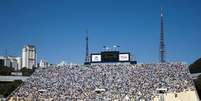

{"left": 91, "top": 53, "right": 101, "bottom": 63}
{"left": 119, "top": 53, "right": 130, "bottom": 62}
{"left": 90, "top": 51, "right": 131, "bottom": 63}
{"left": 101, "top": 51, "right": 119, "bottom": 62}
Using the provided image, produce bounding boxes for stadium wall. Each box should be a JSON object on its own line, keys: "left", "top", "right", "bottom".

{"left": 8, "top": 91, "right": 200, "bottom": 101}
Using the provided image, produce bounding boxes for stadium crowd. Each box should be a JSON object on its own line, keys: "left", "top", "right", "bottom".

{"left": 10, "top": 63, "right": 195, "bottom": 100}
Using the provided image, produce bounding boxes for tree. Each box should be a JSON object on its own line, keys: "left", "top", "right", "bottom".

{"left": 0, "top": 66, "right": 14, "bottom": 76}
{"left": 20, "top": 67, "right": 34, "bottom": 76}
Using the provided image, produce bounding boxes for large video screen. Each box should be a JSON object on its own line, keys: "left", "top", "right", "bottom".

{"left": 101, "top": 51, "right": 119, "bottom": 62}
{"left": 91, "top": 54, "right": 101, "bottom": 62}
{"left": 119, "top": 53, "right": 130, "bottom": 61}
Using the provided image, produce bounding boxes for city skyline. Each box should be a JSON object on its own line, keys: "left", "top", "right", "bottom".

{"left": 0, "top": 0, "right": 200, "bottom": 64}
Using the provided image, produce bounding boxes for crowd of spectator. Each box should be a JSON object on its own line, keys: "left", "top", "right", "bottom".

{"left": 10, "top": 63, "right": 195, "bottom": 100}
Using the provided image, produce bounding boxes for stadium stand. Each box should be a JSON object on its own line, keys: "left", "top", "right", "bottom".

{"left": 8, "top": 63, "right": 199, "bottom": 101}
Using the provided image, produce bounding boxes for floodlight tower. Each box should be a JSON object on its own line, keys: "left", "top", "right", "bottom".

{"left": 85, "top": 30, "right": 89, "bottom": 63}
{"left": 160, "top": 8, "right": 166, "bottom": 63}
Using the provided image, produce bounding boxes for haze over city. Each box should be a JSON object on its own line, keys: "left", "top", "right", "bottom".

{"left": 0, "top": 0, "right": 200, "bottom": 64}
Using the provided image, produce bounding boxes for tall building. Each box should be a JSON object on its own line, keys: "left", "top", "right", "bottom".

{"left": 22, "top": 45, "right": 36, "bottom": 69}
{"left": 16, "top": 57, "right": 22, "bottom": 70}
{"left": 0, "top": 56, "right": 20, "bottom": 70}
{"left": 0, "top": 56, "right": 11, "bottom": 67}
{"left": 0, "top": 57, "right": 4, "bottom": 67}
{"left": 7, "top": 56, "right": 18, "bottom": 70}
{"left": 39, "top": 59, "right": 48, "bottom": 68}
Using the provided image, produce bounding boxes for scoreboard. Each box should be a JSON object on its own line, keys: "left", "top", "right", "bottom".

{"left": 101, "top": 51, "right": 119, "bottom": 62}
{"left": 90, "top": 51, "right": 131, "bottom": 63}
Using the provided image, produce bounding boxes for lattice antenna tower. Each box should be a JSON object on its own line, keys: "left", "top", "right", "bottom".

{"left": 85, "top": 29, "right": 89, "bottom": 62}
{"left": 160, "top": 8, "right": 166, "bottom": 63}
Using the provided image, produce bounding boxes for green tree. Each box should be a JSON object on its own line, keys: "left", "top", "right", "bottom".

{"left": 0, "top": 66, "right": 14, "bottom": 76}
{"left": 20, "top": 67, "right": 34, "bottom": 76}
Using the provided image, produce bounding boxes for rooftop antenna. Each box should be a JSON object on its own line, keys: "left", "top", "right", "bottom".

{"left": 85, "top": 29, "right": 89, "bottom": 63}
{"left": 160, "top": 7, "right": 166, "bottom": 63}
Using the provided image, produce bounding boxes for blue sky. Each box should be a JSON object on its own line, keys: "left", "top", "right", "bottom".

{"left": 0, "top": 0, "right": 200, "bottom": 64}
